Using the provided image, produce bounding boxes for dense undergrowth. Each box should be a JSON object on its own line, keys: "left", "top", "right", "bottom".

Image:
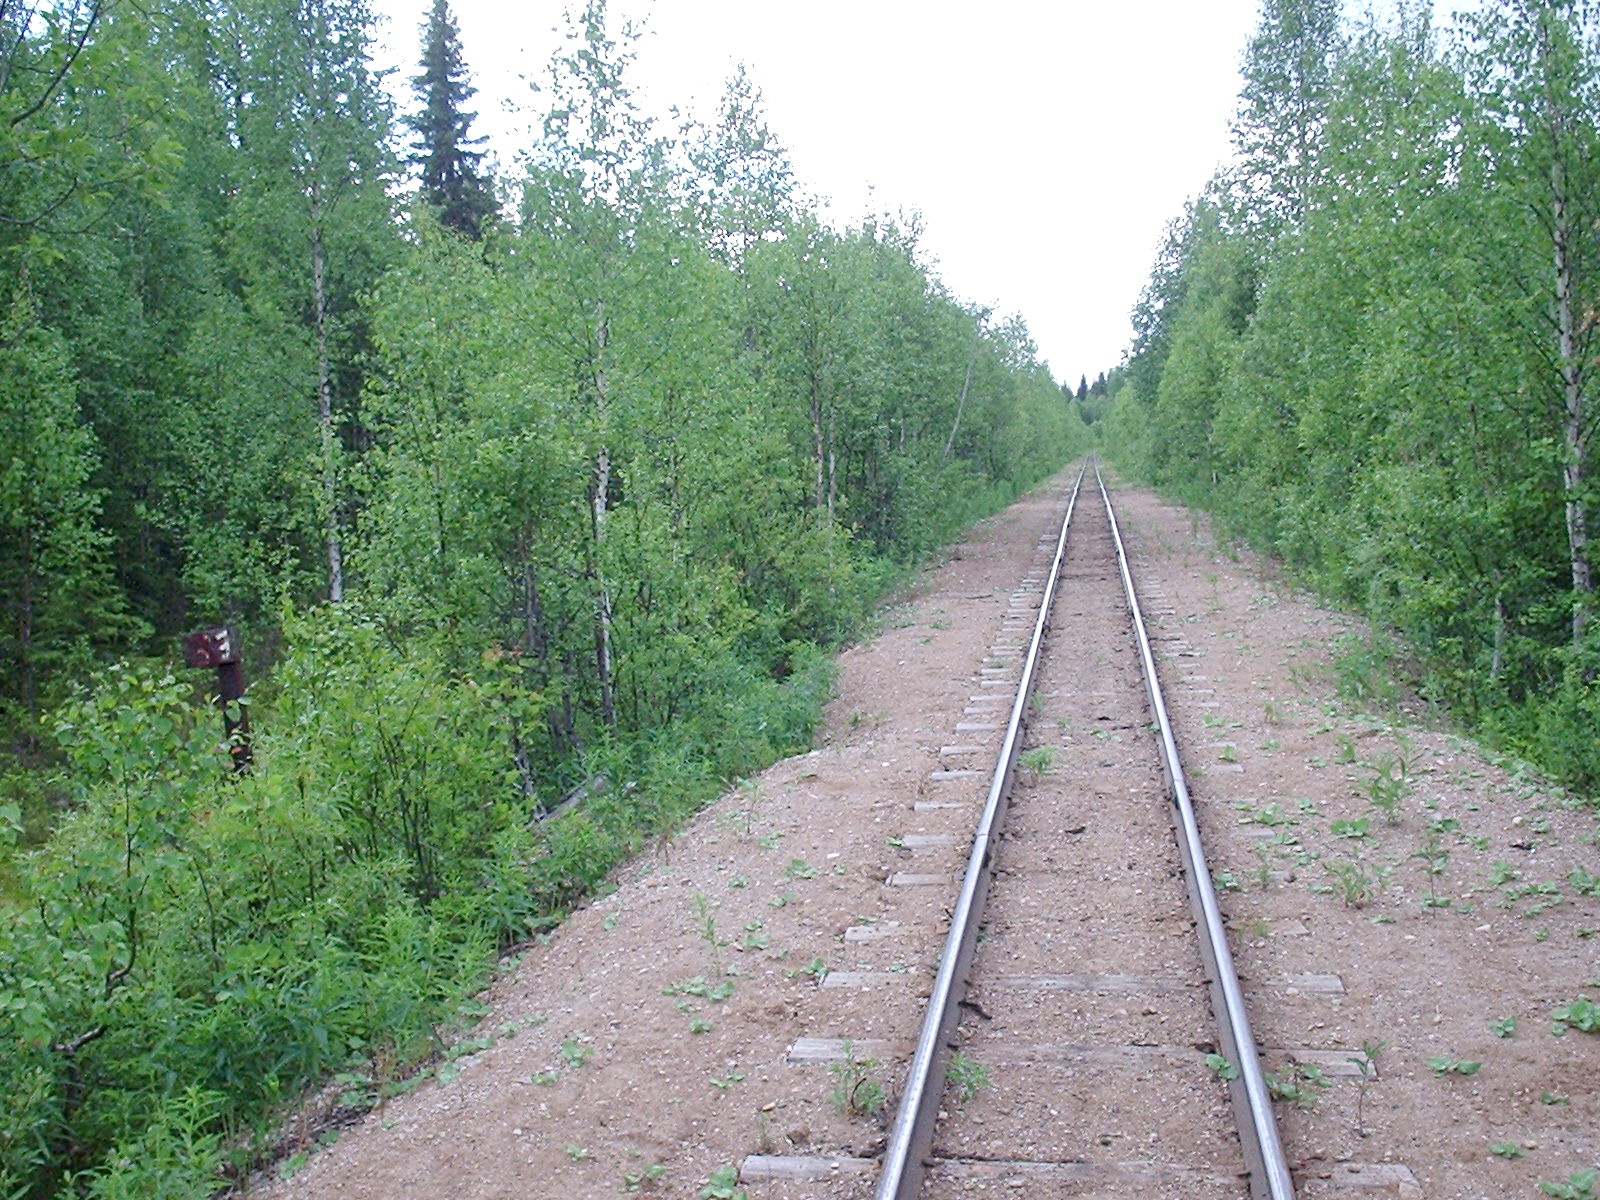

{"left": 1, "top": 609, "right": 837, "bottom": 1199}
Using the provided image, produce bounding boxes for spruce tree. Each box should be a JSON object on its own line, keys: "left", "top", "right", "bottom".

{"left": 408, "top": 0, "right": 494, "bottom": 238}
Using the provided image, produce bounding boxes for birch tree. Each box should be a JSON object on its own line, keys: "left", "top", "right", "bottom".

{"left": 1463, "top": 0, "right": 1600, "bottom": 647}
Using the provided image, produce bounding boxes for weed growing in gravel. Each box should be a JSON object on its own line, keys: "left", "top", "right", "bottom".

{"left": 709, "top": 1069, "right": 746, "bottom": 1091}
{"left": 783, "top": 858, "right": 815, "bottom": 879}
{"left": 1489, "top": 1016, "right": 1517, "bottom": 1038}
{"left": 1205, "top": 1053, "right": 1240, "bottom": 1081}
{"left": 1539, "top": 1169, "right": 1598, "bottom": 1199}
{"left": 1498, "top": 878, "right": 1564, "bottom": 919}
{"left": 1551, "top": 997, "right": 1600, "bottom": 1034}
{"left": 1425, "top": 1055, "right": 1482, "bottom": 1076}
{"left": 1491, "top": 1142, "right": 1527, "bottom": 1160}
{"left": 1488, "top": 860, "right": 1520, "bottom": 887}
{"left": 1364, "top": 752, "right": 1411, "bottom": 825}
{"left": 692, "top": 893, "right": 730, "bottom": 965}
{"left": 622, "top": 1162, "right": 667, "bottom": 1192}
{"left": 699, "top": 1164, "right": 748, "bottom": 1200}
{"left": 827, "top": 1041, "right": 886, "bottom": 1118}
{"left": 665, "top": 977, "right": 736, "bottom": 1002}
{"left": 1237, "top": 802, "right": 1294, "bottom": 827}
{"left": 1265, "top": 1061, "right": 1329, "bottom": 1109}
{"left": 564, "top": 1144, "right": 590, "bottom": 1161}
{"left": 947, "top": 1053, "right": 992, "bottom": 1101}
{"left": 1415, "top": 827, "right": 1453, "bottom": 909}
{"left": 1252, "top": 842, "right": 1277, "bottom": 890}
{"left": 1348, "top": 1040, "right": 1385, "bottom": 1137}
{"left": 1324, "top": 850, "right": 1389, "bottom": 908}
{"left": 560, "top": 1035, "right": 592, "bottom": 1069}
{"left": 1019, "top": 746, "right": 1054, "bottom": 779}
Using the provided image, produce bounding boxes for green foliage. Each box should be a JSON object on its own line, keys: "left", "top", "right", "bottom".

{"left": 0, "top": 297, "right": 140, "bottom": 748}
{"left": 946, "top": 1052, "right": 992, "bottom": 1101}
{"left": 1425, "top": 1055, "right": 1483, "bottom": 1076}
{"left": 826, "top": 1041, "right": 886, "bottom": 1119}
{"left": 699, "top": 1164, "right": 749, "bottom": 1200}
{"left": 1106, "top": 2, "right": 1600, "bottom": 794}
{"left": 1551, "top": 996, "right": 1600, "bottom": 1034}
{"left": 1265, "top": 1060, "right": 1330, "bottom": 1108}
{"left": 1540, "top": 1168, "right": 1599, "bottom": 1200}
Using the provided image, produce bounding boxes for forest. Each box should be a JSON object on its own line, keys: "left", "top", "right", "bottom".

{"left": 0, "top": 0, "right": 1087, "bottom": 1194}
{"left": 1102, "top": 0, "right": 1600, "bottom": 793}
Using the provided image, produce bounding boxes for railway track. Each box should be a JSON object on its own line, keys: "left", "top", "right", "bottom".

{"left": 878, "top": 462, "right": 1293, "bottom": 1199}
{"left": 747, "top": 462, "right": 1297, "bottom": 1198}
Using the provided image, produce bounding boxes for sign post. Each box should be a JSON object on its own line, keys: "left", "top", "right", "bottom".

{"left": 182, "top": 626, "right": 251, "bottom": 772}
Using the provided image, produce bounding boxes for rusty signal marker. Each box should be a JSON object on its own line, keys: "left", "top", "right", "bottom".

{"left": 182, "top": 626, "right": 251, "bottom": 772}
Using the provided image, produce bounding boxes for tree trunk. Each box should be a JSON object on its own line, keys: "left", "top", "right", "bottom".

{"left": 1538, "top": 11, "right": 1593, "bottom": 648}
{"left": 944, "top": 332, "right": 978, "bottom": 460}
{"left": 1553, "top": 154, "right": 1591, "bottom": 645}
{"left": 591, "top": 302, "right": 616, "bottom": 728}
{"left": 810, "top": 367, "right": 826, "bottom": 510}
{"left": 310, "top": 197, "right": 343, "bottom": 604}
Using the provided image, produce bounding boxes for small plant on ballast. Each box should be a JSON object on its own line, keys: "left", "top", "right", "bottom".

{"left": 691, "top": 891, "right": 728, "bottom": 972}
{"left": 946, "top": 1052, "right": 992, "bottom": 1102}
{"left": 1551, "top": 996, "right": 1600, "bottom": 1034}
{"left": 1425, "top": 1054, "right": 1482, "bottom": 1076}
{"left": 1265, "top": 1060, "right": 1329, "bottom": 1109}
{"left": 1324, "top": 849, "right": 1389, "bottom": 908}
{"left": 1347, "top": 1039, "right": 1385, "bottom": 1137}
{"left": 1539, "top": 1169, "right": 1599, "bottom": 1200}
{"left": 1363, "top": 748, "right": 1411, "bottom": 825}
{"left": 1205, "top": 1053, "right": 1240, "bottom": 1081}
{"left": 699, "top": 1164, "right": 747, "bottom": 1200}
{"left": 827, "top": 1040, "right": 886, "bottom": 1119}
{"left": 1018, "top": 746, "right": 1054, "bottom": 780}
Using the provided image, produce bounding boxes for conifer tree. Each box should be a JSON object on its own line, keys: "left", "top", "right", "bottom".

{"left": 408, "top": 0, "right": 494, "bottom": 238}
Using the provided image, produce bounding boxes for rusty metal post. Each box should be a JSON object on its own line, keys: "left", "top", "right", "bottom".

{"left": 182, "top": 626, "right": 251, "bottom": 772}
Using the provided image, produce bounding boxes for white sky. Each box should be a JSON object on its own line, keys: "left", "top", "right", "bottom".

{"left": 368, "top": 1, "right": 1265, "bottom": 387}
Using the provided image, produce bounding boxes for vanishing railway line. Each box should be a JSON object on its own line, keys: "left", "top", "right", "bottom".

{"left": 869, "top": 462, "right": 1294, "bottom": 1199}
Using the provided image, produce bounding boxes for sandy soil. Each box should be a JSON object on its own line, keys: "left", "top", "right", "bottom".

{"left": 251, "top": 468, "right": 1600, "bottom": 1200}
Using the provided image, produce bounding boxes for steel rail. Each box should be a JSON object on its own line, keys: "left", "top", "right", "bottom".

{"left": 1097, "top": 463, "right": 1297, "bottom": 1200}
{"left": 873, "top": 462, "right": 1086, "bottom": 1200}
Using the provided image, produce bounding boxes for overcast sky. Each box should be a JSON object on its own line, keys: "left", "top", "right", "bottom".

{"left": 368, "top": 1, "right": 1265, "bottom": 386}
